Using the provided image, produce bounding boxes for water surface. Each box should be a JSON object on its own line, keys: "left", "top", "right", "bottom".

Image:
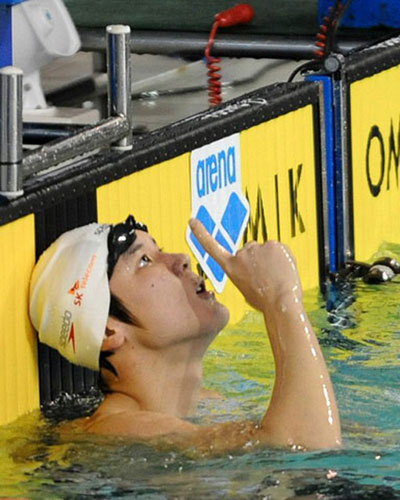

{"left": 1, "top": 252, "right": 400, "bottom": 499}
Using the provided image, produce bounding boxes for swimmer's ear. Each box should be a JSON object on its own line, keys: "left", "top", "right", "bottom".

{"left": 101, "top": 318, "right": 125, "bottom": 351}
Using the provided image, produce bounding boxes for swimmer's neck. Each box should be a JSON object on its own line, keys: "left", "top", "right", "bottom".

{"left": 100, "top": 342, "right": 206, "bottom": 418}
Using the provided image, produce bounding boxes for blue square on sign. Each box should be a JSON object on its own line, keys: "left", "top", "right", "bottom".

{"left": 190, "top": 205, "right": 216, "bottom": 257}
{"left": 221, "top": 192, "right": 248, "bottom": 244}
{"left": 206, "top": 230, "right": 232, "bottom": 282}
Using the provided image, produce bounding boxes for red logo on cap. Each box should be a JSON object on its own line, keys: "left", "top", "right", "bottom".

{"left": 68, "top": 280, "right": 83, "bottom": 306}
{"left": 67, "top": 254, "right": 97, "bottom": 307}
{"left": 68, "top": 280, "right": 80, "bottom": 295}
{"left": 68, "top": 323, "right": 76, "bottom": 353}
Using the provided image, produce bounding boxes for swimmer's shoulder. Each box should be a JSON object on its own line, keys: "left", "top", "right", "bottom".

{"left": 79, "top": 406, "right": 196, "bottom": 440}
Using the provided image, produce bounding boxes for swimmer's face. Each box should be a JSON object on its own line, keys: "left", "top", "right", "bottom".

{"left": 109, "top": 230, "right": 229, "bottom": 348}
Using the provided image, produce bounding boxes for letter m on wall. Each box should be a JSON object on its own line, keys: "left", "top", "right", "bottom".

{"left": 289, "top": 164, "right": 305, "bottom": 237}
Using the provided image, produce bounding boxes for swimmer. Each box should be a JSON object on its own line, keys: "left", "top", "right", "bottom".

{"left": 30, "top": 215, "right": 342, "bottom": 454}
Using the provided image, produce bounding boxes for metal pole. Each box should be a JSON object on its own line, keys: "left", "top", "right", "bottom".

{"left": 305, "top": 54, "right": 351, "bottom": 272}
{"left": 106, "top": 25, "right": 132, "bottom": 151}
{"left": 23, "top": 115, "right": 130, "bottom": 179}
{"left": 80, "top": 28, "right": 365, "bottom": 60}
{"left": 332, "top": 54, "right": 352, "bottom": 266}
{"left": 0, "top": 65, "right": 23, "bottom": 198}
{"left": 305, "top": 75, "right": 334, "bottom": 278}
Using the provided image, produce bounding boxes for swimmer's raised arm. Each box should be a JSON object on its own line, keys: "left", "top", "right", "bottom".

{"left": 189, "top": 218, "right": 342, "bottom": 450}
{"left": 39, "top": 216, "right": 341, "bottom": 454}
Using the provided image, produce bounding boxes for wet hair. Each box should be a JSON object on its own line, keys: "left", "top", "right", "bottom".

{"left": 109, "top": 293, "right": 139, "bottom": 326}
{"left": 98, "top": 292, "right": 143, "bottom": 394}
{"left": 107, "top": 214, "right": 148, "bottom": 279}
{"left": 98, "top": 294, "right": 136, "bottom": 393}
{"left": 99, "top": 214, "right": 148, "bottom": 393}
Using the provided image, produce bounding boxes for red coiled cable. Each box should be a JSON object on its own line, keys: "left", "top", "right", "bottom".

{"left": 205, "top": 21, "right": 223, "bottom": 107}
{"left": 205, "top": 4, "right": 254, "bottom": 108}
{"left": 314, "top": 0, "right": 351, "bottom": 60}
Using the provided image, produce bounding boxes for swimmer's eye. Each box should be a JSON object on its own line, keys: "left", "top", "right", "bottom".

{"left": 138, "top": 255, "right": 151, "bottom": 268}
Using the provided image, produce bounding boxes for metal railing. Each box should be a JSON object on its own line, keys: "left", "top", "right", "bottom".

{"left": 80, "top": 29, "right": 365, "bottom": 60}
{"left": 0, "top": 66, "right": 23, "bottom": 198}
{"left": 0, "top": 24, "right": 133, "bottom": 199}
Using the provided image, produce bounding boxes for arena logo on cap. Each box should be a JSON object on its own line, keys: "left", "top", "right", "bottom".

{"left": 186, "top": 133, "right": 249, "bottom": 292}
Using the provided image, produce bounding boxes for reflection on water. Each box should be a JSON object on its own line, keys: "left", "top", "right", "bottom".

{"left": 1, "top": 246, "right": 400, "bottom": 498}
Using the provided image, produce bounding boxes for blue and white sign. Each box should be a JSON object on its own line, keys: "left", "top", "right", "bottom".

{"left": 186, "top": 133, "right": 250, "bottom": 293}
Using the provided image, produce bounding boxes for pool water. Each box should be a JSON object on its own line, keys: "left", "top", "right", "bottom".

{"left": 1, "top": 250, "right": 400, "bottom": 498}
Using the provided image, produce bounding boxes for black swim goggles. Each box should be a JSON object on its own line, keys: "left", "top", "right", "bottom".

{"left": 107, "top": 214, "right": 148, "bottom": 278}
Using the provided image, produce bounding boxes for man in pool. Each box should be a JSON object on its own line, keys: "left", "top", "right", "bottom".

{"left": 29, "top": 215, "right": 342, "bottom": 454}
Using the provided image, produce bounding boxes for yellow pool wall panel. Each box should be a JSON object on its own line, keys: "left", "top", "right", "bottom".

{"left": 350, "top": 64, "right": 400, "bottom": 262}
{"left": 241, "top": 105, "right": 320, "bottom": 292}
{"left": 0, "top": 215, "right": 39, "bottom": 425}
{"left": 97, "top": 105, "right": 321, "bottom": 323}
{"left": 97, "top": 154, "right": 192, "bottom": 254}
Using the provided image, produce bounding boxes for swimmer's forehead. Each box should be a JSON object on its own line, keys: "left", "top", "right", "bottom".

{"left": 125, "top": 230, "right": 159, "bottom": 255}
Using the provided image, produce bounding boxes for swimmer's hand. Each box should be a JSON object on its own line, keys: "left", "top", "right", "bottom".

{"left": 190, "top": 218, "right": 342, "bottom": 449}
{"left": 189, "top": 218, "right": 302, "bottom": 311}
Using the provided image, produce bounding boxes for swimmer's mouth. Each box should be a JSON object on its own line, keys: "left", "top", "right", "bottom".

{"left": 196, "top": 279, "right": 206, "bottom": 294}
{"left": 195, "top": 277, "right": 215, "bottom": 300}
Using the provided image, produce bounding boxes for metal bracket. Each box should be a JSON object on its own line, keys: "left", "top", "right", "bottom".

{"left": 305, "top": 53, "right": 351, "bottom": 272}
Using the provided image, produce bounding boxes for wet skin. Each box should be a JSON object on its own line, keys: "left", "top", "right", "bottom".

{"left": 79, "top": 220, "right": 342, "bottom": 454}
{"left": 109, "top": 230, "right": 229, "bottom": 349}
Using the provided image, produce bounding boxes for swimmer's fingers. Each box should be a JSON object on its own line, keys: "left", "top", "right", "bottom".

{"left": 189, "top": 218, "right": 232, "bottom": 271}
{"left": 190, "top": 218, "right": 262, "bottom": 309}
{"left": 190, "top": 218, "right": 303, "bottom": 311}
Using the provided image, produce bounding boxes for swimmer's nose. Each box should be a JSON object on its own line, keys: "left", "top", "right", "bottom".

{"left": 167, "top": 252, "right": 191, "bottom": 276}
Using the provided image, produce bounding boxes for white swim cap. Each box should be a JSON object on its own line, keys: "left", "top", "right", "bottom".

{"left": 29, "top": 223, "right": 111, "bottom": 371}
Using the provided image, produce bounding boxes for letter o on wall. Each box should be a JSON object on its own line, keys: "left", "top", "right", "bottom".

{"left": 366, "top": 125, "right": 385, "bottom": 197}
